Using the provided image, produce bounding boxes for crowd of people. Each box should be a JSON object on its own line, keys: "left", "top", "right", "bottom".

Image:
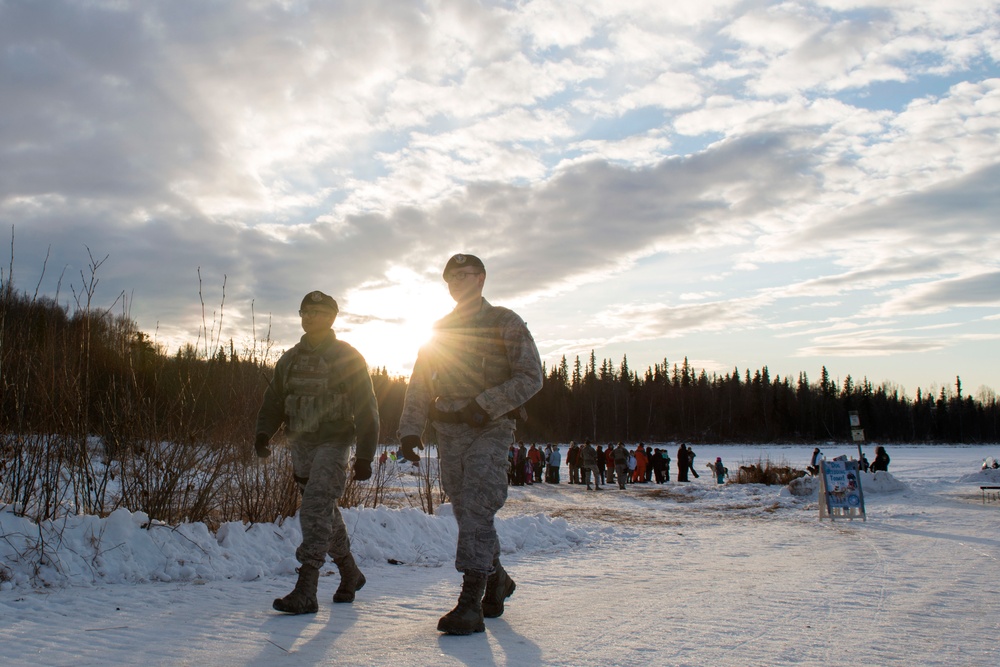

{"left": 505, "top": 441, "right": 729, "bottom": 489}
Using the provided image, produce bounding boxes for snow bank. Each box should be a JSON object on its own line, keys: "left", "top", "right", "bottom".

{"left": 0, "top": 503, "right": 591, "bottom": 590}
{"left": 863, "top": 471, "right": 907, "bottom": 493}
{"left": 957, "top": 467, "right": 1000, "bottom": 484}
{"left": 783, "top": 476, "right": 820, "bottom": 497}
{"left": 782, "top": 470, "right": 906, "bottom": 497}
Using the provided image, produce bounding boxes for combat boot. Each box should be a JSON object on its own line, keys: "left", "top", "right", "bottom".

{"left": 332, "top": 553, "right": 366, "bottom": 603}
{"left": 272, "top": 564, "right": 319, "bottom": 614}
{"left": 482, "top": 560, "right": 516, "bottom": 618}
{"left": 437, "top": 572, "right": 487, "bottom": 635}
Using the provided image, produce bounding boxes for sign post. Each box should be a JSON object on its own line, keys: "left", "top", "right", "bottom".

{"left": 849, "top": 410, "right": 865, "bottom": 464}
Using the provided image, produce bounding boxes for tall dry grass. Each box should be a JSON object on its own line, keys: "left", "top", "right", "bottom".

{"left": 730, "top": 455, "right": 807, "bottom": 486}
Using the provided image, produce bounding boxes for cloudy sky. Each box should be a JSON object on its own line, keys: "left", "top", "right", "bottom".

{"left": 3, "top": 0, "right": 999, "bottom": 399}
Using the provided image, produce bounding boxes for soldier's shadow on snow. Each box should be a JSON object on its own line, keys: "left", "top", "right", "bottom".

{"left": 436, "top": 617, "right": 543, "bottom": 666}
{"left": 246, "top": 603, "right": 363, "bottom": 665}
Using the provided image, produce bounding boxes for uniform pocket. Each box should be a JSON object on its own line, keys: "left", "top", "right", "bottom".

{"left": 286, "top": 395, "right": 320, "bottom": 433}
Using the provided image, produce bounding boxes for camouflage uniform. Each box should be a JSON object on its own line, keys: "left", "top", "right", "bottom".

{"left": 613, "top": 444, "right": 629, "bottom": 490}
{"left": 256, "top": 330, "right": 379, "bottom": 569}
{"left": 399, "top": 297, "right": 543, "bottom": 575}
{"left": 581, "top": 442, "right": 601, "bottom": 489}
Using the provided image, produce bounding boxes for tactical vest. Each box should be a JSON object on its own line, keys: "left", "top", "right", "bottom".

{"left": 281, "top": 342, "right": 352, "bottom": 434}
{"left": 429, "top": 305, "right": 512, "bottom": 401}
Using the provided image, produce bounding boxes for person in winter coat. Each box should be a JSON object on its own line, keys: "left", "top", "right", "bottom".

{"left": 595, "top": 445, "right": 606, "bottom": 484}
{"left": 658, "top": 449, "right": 671, "bottom": 483}
{"left": 605, "top": 445, "right": 616, "bottom": 485}
{"left": 528, "top": 444, "right": 544, "bottom": 483}
{"left": 613, "top": 442, "right": 630, "bottom": 490}
{"left": 714, "top": 457, "right": 727, "bottom": 484}
{"left": 567, "top": 442, "right": 581, "bottom": 484}
{"left": 807, "top": 447, "right": 822, "bottom": 476}
{"left": 397, "top": 253, "right": 543, "bottom": 635}
{"left": 632, "top": 445, "right": 648, "bottom": 483}
{"left": 581, "top": 440, "right": 602, "bottom": 491}
{"left": 547, "top": 445, "right": 561, "bottom": 483}
{"left": 254, "top": 290, "right": 378, "bottom": 615}
{"left": 677, "top": 444, "right": 689, "bottom": 482}
{"left": 642, "top": 443, "right": 654, "bottom": 483}
{"left": 516, "top": 442, "right": 528, "bottom": 486}
{"left": 650, "top": 448, "right": 664, "bottom": 483}
{"left": 871, "top": 446, "right": 890, "bottom": 472}
{"left": 686, "top": 445, "right": 700, "bottom": 479}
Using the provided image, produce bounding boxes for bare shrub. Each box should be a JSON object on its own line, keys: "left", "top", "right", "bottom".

{"left": 340, "top": 448, "right": 399, "bottom": 509}
{"left": 111, "top": 437, "right": 235, "bottom": 528}
{"left": 222, "top": 442, "right": 299, "bottom": 525}
{"left": 731, "top": 456, "right": 806, "bottom": 486}
{"left": 412, "top": 446, "right": 445, "bottom": 514}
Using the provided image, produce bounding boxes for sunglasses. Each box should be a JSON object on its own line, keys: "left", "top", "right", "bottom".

{"left": 445, "top": 271, "right": 483, "bottom": 283}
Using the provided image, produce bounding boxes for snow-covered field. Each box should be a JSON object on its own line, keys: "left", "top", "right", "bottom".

{"left": 3, "top": 443, "right": 999, "bottom": 666}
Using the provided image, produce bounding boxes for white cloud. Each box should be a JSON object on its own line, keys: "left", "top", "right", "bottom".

{"left": 879, "top": 271, "right": 1000, "bottom": 315}
{"left": 794, "top": 324, "right": 1000, "bottom": 359}
{"left": 598, "top": 295, "right": 774, "bottom": 341}
{"left": 515, "top": 0, "right": 598, "bottom": 49}
{"left": 608, "top": 22, "right": 705, "bottom": 66}
{"left": 618, "top": 71, "right": 705, "bottom": 111}
{"left": 563, "top": 130, "right": 673, "bottom": 166}
{"left": 722, "top": 2, "right": 999, "bottom": 97}
{"left": 680, "top": 291, "right": 723, "bottom": 301}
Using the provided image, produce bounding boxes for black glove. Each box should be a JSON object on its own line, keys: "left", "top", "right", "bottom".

{"left": 353, "top": 458, "right": 372, "bottom": 481}
{"left": 254, "top": 433, "right": 271, "bottom": 458}
{"left": 400, "top": 435, "right": 424, "bottom": 462}
{"left": 460, "top": 400, "right": 490, "bottom": 428}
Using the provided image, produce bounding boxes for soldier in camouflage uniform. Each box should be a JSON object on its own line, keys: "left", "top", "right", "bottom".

{"left": 398, "top": 254, "right": 543, "bottom": 635}
{"left": 254, "top": 291, "right": 379, "bottom": 615}
{"left": 581, "top": 440, "right": 602, "bottom": 490}
{"left": 613, "top": 442, "right": 630, "bottom": 490}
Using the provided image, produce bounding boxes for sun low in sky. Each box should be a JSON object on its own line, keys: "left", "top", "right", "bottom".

{"left": 2, "top": 0, "right": 998, "bottom": 397}
{"left": 338, "top": 266, "right": 455, "bottom": 376}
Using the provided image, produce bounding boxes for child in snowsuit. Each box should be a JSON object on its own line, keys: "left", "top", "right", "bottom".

{"left": 714, "top": 457, "right": 727, "bottom": 484}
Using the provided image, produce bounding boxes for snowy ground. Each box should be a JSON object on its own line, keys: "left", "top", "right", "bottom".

{"left": 3, "top": 443, "right": 1000, "bottom": 666}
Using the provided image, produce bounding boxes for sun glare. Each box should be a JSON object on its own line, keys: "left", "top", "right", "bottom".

{"left": 340, "top": 268, "right": 453, "bottom": 378}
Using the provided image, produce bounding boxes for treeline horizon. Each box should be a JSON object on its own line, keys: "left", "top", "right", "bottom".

{"left": 2, "top": 280, "right": 998, "bottom": 448}
{"left": 520, "top": 353, "right": 999, "bottom": 444}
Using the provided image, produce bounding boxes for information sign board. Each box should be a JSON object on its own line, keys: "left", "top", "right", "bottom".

{"left": 819, "top": 459, "right": 866, "bottom": 521}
